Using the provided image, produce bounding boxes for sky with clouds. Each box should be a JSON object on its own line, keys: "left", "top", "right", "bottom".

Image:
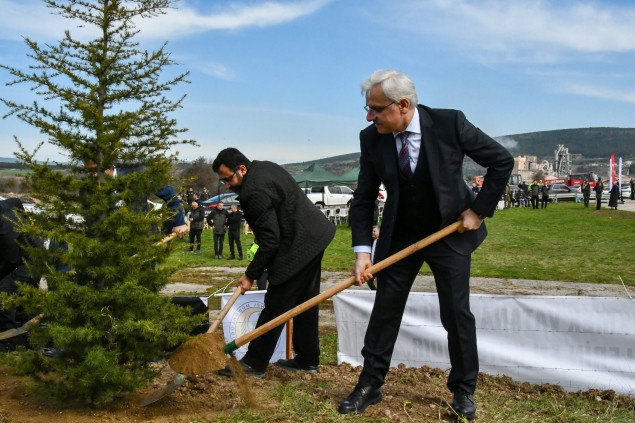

{"left": 1, "top": 0, "right": 634, "bottom": 164}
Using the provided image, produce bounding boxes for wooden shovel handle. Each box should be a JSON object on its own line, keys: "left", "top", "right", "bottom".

{"left": 207, "top": 286, "right": 242, "bottom": 333}
{"left": 0, "top": 314, "right": 42, "bottom": 340}
{"left": 225, "top": 221, "right": 462, "bottom": 353}
{"left": 131, "top": 232, "right": 179, "bottom": 258}
{"left": 153, "top": 232, "right": 178, "bottom": 247}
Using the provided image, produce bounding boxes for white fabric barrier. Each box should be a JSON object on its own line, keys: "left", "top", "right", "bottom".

{"left": 218, "top": 290, "right": 287, "bottom": 362}
{"left": 334, "top": 291, "right": 635, "bottom": 395}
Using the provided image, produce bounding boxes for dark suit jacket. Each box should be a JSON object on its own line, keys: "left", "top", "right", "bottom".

{"left": 238, "top": 161, "right": 335, "bottom": 285}
{"left": 351, "top": 105, "right": 514, "bottom": 261}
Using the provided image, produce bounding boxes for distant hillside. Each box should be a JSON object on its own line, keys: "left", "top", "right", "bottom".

{"left": 283, "top": 127, "right": 635, "bottom": 176}
{"left": 284, "top": 153, "right": 360, "bottom": 175}
{"left": 500, "top": 127, "right": 635, "bottom": 159}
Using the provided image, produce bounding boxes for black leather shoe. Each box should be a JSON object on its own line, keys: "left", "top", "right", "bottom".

{"left": 217, "top": 359, "right": 265, "bottom": 378}
{"left": 338, "top": 384, "right": 382, "bottom": 414}
{"left": 451, "top": 389, "right": 476, "bottom": 420}
{"left": 275, "top": 358, "right": 318, "bottom": 374}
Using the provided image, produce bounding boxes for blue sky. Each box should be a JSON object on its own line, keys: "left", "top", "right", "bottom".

{"left": 1, "top": 0, "right": 635, "bottom": 164}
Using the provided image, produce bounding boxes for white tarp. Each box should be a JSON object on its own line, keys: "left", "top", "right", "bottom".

{"left": 334, "top": 291, "right": 635, "bottom": 395}
{"left": 219, "top": 290, "right": 288, "bottom": 362}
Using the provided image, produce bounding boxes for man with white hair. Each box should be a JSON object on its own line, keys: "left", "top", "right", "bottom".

{"left": 341, "top": 69, "right": 513, "bottom": 420}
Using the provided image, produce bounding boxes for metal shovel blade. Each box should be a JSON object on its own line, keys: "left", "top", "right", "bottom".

{"left": 137, "top": 373, "right": 185, "bottom": 406}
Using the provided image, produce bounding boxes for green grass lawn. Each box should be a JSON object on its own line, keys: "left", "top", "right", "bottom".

{"left": 160, "top": 202, "right": 635, "bottom": 422}
{"left": 166, "top": 201, "right": 634, "bottom": 286}
{"left": 0, "top": 168, "right": 31, "bottom": 177}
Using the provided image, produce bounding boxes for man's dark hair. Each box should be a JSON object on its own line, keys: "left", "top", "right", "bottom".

{"left": 212, "top": 148, "right": 251, "bottom": 172}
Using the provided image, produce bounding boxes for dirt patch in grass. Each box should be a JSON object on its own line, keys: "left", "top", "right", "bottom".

{"left": 2, "top": 268, "right": 633, "bottom": 422}
{"left": 1, "top": 359, "right": 633, "bottom": 422}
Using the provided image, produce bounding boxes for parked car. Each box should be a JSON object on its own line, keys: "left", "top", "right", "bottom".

{"left": 200, "top": 193, "right": 240, "bottom": 211}
{"left": 306, "top": 185, "right": 354, "bottom": 208}
{"left": 548, "top": 183, "right": 579, "bottom": 201}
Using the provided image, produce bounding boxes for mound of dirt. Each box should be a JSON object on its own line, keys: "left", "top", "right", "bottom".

{"left": 2, "top": 360, "right": 633, "bottom": 422}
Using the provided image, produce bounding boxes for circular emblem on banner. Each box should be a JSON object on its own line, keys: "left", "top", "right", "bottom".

{"left": 228, "top": 300, "right": 264, "bottom": 348}
{"left": 222, "top": 293, "right": 286, "bottom": 360}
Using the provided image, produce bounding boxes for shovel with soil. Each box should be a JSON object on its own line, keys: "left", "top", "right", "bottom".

{"left": 167, "top": 286, "right": 242, "bottom": 374}
{"left": 138, "top": 286, "right": 242, "bottom": 406}
{"left": 163, "top": 221, "right": 461, "bottom": 376}
{"left": 224, "top": 221, "right": 461, "bottom": 355}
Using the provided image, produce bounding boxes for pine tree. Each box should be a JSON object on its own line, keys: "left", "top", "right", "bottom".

{"left": 0, "top": 0, "right": 202, "bottom": 406}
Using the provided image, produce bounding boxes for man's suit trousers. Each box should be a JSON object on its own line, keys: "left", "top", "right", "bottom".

{"left": 358, "top": 238, "right": 478, "bottom": 394}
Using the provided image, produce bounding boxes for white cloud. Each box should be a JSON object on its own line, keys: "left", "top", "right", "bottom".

{"left": 196, "top": 62, "right": 236, "bottom": 80}
{"left": 135, "top": 0, "right": 333, "bottom": 39}
{"left": 397, "top": 0, "right": 635, "bottom": 61}
{"left": 0, "top": 0, "right": 333, "bottom": 41}
{"left": 562, "top": 83, "right": 635, "bottom": 104}
{"left": 0, "top": 0, "right": 68, "bottom": 40}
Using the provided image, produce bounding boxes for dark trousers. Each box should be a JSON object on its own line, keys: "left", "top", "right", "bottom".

{"left": 541, "top": 196, "right": 548, "bottom": 208}
{"left": 531, "top": 196, "right": 539, "bottom": 208}
{"left": 583, "top": 194, "right": 590, "bottom": 207}
{"left": 227, "top": 228, "right": 243, "bottom": 258}
{"left": 358, "top": 239, "right": 477, "bottom": 395}
{"left": 189, "top": 228, "right": 202, "bottom": 251}
{"left": 213, "top": 233, "right": 225, "bottom": 256}
{"left": 596, "top": 196, "right": 602, "bottom": 210}
{"left": 242, "top": 251, "right": 324, "bottom": 370}
{"left": 256, "top": 270, "right": 269, "bottom": 290}
{"left": 0, "top": 267, "right": 38, "bottom": 331}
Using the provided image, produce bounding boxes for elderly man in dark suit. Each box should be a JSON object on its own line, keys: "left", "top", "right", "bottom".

{"left": 339, "top": 69, "right": 514, "bottom": 419}
{"left": 213, "top": 148, "right": 335, "bottom": 378}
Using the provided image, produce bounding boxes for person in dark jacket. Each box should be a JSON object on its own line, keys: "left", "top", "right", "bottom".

{"left": 540, "top": 184, "right": 550, "bottom": 208}
{"left": 0, "top": 198, "right": 41, "bottom": 351}
{"left": 341, "top": 69, "right": 513, "bottom": 420}
{"left": 155, "top": 186, "right": 188, "bottom": 238}
{"left": 226, "top": 204, "right": 243, "bottom": 260}
{"left": 206, "top": 202, "right": 228, "bottom": 259}
{"left": 581, "top": 181, "right": 591, "bottom": 208}
{"left": 188, "top": 201, "right": 205, "bottom": 252}
{"left": 213, "top": 148, "right": 335, "bottom": 378}
{"left": 594, "top": 179, "right": 604, "bottom": 210}
{"left": 531, "top": 181, "right": 540, "bottom": 209}
{"left": 608, "top": 183, "right": 619, "bottom": 210}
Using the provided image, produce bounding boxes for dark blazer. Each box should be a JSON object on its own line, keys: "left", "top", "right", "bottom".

{"left": 351, "top": 105, "right": 514, "bottom": 261}
{"left": 188, "top": 206, "right": 205, "bottom": 231}
{"left": 238, "top": 161, "right": 335, "bottom": 285}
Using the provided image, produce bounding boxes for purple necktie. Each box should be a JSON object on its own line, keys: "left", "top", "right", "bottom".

{"left": 398, "top": 131, "right": 412, "bottom": 179}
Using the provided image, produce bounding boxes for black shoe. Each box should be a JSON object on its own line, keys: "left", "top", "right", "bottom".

{"left": 275, "top": 358, "right": 318, "bottom": 374}
{"left": 217, "top": 359, "right": 265, "bottom": 379}
{"left": 451, "top": 389, "right": 476, "bottom": 420}
{"left": 228, "top": 255, "right": 235, "bottom": 260}
{"left": 338, "top": 384, "right": 382, "bottom": 414}
{"left": 238, "top": 256, "right": 244, "bottom": 260}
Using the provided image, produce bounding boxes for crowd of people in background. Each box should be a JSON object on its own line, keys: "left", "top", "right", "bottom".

{"left": 177, "top": 185, "right": 246, "bottom": 260}
{"left": 473, "top": 177, "right": 633, "bottom": 212}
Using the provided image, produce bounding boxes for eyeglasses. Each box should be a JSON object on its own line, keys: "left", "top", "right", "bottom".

{"left": 220, "top": 169, "right": 238, "bottom": 184}
{"left": 364, "top": 101, "right": 395, "bottom": 114}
